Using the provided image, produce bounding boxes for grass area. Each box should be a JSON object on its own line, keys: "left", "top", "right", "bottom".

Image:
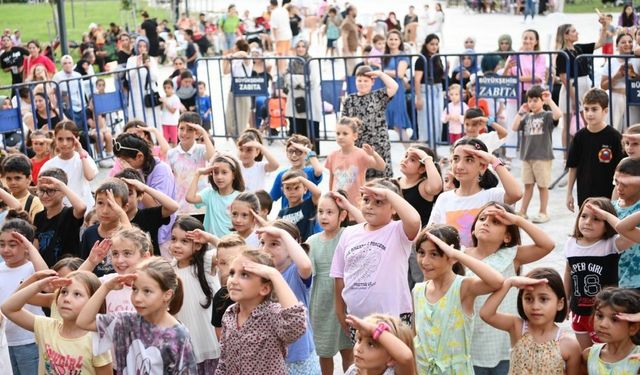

{"left": 0, "top": 1, "right": 168, "bottom": 87}
{"left": 563, "top": 2, "right": 623, "bottom": 14}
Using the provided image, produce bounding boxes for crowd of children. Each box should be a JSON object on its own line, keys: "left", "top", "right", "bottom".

{"left": 3, "top": 22, "right": 640, "bottom": 374}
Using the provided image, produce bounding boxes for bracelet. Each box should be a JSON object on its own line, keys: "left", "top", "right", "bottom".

{"left": 372, "top": 322, "right": 391, "bottom": 341}
{"left": 492, "top": 158, "right": 505, "bottom": 170}
{"left": 517, "top": 112, "right": 527, "bottom": 117}
{"left": 79, "top": 152, "right": 88, "bottom": 160}
{"left": 305, "top": 150, "right": 317, "bottom": 161}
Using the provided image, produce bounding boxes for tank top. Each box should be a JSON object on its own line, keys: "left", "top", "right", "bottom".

{"left": 509, "top": 321, "right": 565, "bottom": 374}
{"left": 587, "top": 343, "right": 640, "bottom": 374}
{"left": 400, "top": 179, "right": 436, "bottom": 226}
{"left": 413, "top": 275, "right": 474, "bottom": 374}
{"left": 36, "top": 110, "right": 60, "bottom": 130}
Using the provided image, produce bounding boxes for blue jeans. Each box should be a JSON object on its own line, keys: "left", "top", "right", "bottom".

{"left": 9, "top": 343, "right": 39, "bottom": 375}
{"left": 224, "top": 32, "right": 236, "bottom": 50}
{"left": 474, "top": 360, "right": 510, "bottom": 375}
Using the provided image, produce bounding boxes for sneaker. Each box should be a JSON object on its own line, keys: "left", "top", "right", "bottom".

{"left": 532, "top": 213, "right": 550, "bottom": 224}
{"left": 98, "top": 159, "right": 114, "bottom": 168}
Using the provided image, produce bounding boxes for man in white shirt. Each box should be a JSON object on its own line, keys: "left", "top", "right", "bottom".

{"left": 52, "top": 55, "right": 86, "bottom": 130}
{"left": 269, "top": 0, "right": 292, "bottom": 72}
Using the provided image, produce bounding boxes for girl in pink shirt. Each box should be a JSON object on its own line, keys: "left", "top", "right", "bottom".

{"left": 325, "top": 116, "right": 386, "bottom": 204}
{"left": 330, "top": 179, "right": 421, "bottom": 326}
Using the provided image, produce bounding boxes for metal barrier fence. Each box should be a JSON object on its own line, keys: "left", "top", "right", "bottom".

{"left": 305, "top": 53, "right": 426, "bottom": 146}
{"left": 195, "top": 55, "right": 310, "bottom": 142}
{"left": 428, "top": 50, "right": 571, "bottom": 151}
{"left": 573, "top": 54, "right": 640, "bottom": 133}
{"left": 195, "top": 53, "right": 428, "bottom": 149}
{"left": 0, "top": 65, "right": 157, "bottom": 161}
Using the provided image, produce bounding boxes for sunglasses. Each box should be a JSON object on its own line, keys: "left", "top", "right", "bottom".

{"left": 113, "top": 140, "right": 140, "bottom": 153}
{"left": 37, "top": 188, "right": 59, "bottom": 197}
{"left": 286, "top": 148, "right": 304, "bottom": 156}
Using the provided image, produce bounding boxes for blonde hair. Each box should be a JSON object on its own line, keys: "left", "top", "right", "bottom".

{"left": 112, "top": 227, "right": 153, "bottom": 256}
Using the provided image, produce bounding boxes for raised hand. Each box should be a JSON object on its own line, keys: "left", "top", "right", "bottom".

{"left": 242, "top": 260, "right": 278, "bottom": 280}
{"left": 120, "top": 177, "right": 146, "bottom": 193}
{"left": 105, "top": 274, "right": 138, "bottom": 291}
{"left": 509, "top": 276, "right": 548, "bottom": 290}
{"left": 425, "top": 231, "right": 459, "bottom": 259}
{"left": 197, "top": 165, "right": 216, "bottom": 176}
{"left": 482, "top": 205, "right": 521, "bottom": 226}
{"left": 345, "top": 314, "right": 377, "bottom": 336}
{"left": 88, "top": 239, "right": 111, "bottom": 265}
{"left": 461, "top": 147, "right": 494, "bottom": 165}
{"left": 362, "top": 144, "right": 375, "bottom": 156}
{"left": 360, "top": 186, "right": 388, "bottom": 201}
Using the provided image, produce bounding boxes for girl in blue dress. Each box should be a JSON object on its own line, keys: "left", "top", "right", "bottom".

{"left": 382, "top": 30, "right": 412, "bottom": 142}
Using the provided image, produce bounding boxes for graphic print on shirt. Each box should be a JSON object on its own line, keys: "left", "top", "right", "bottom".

{"left": 43, "top": 343, "right": 83, "bottom": 375}
{"left": 124, "top": 339, "right": 163, "bottom": 375}
{"left": 281, "top": 209, "right": 305, "bottom": 225}
{"left": 445, "top": 208, "right": 482, "bottom": 247}
{"left": 333, "top": 165, "right": 360, "bottom": 191}
{"left": 598, "top": 146, "right": 613, "bottom": 163}
{"left": 525, "top": 116, "right": 545, "bottom": 136}
{"left": 344, "top": 241, "right": 385, "bottom": 287}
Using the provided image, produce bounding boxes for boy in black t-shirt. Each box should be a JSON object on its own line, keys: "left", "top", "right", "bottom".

{"left": 566, "top": 88, "right": 623, "bottom": 212}
{"left": 33, "top": 168, "right": 87, "bottom": 267}
{"left": 277, "top": 170, "right": 321, "bottom": 242}
{"left": 115, "top": 168, "right": 179, "bottom": 256}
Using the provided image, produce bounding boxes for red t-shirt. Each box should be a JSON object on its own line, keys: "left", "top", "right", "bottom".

{"left": 31, "top": 156, "right": 50, "bottom": 185}
{"left": 23, "top": 55, "right": 56, "bottom": 79}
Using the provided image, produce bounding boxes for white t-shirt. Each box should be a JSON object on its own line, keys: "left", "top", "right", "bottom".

{"left": 161, "top": 94, "right": 181, "bottom": 126}
{"left": 478, "top": 132, "right": 505, "bottom": 154}
{"left": 0, "top": 262, "right": 44, "bottom": 346}
{"left": 599, "top": 58, "right": 640, "bottom": 90}
{"left": 329, "top": 220, "right": 413, "bottom": 318}
{"left": 41, "top": 153, "right": 98, "bottom": 210}
{"left": 240, "top": 161, "right": 268, "bottom": 192}
{"left": 100, "top": 273, "right": 135, "bottom": 313}
{"left": 270, "top": 6, "right": 293, "bottom": 41}
{"left": 0, "top": 316, "right": 11, "bottom": 373}
{"left": 429, "top": 187, "right": 506, "bottom": 248}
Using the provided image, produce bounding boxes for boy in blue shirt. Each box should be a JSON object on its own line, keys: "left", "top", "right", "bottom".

{"left": 197, "top": 81, "right": 212, "bottom": 132}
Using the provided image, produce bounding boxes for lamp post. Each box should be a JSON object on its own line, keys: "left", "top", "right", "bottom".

{"left": 56, "top": 0, "right": 69, "bottom": 56}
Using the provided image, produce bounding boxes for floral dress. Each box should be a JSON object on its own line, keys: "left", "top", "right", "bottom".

{"left": 509, "top": 321, "right": 565, "bottom": 374}
{"left": 95, "top": 312, "right": 197, "bottom": 375}
{"left": 342, "top": 89, "right": 393, "bottom": 178}
{"left": 413, "top": 275, "right": 474, "bottom": 374}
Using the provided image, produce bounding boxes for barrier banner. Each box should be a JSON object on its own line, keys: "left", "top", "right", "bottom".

{"left": 627, "top": 79, "right": 640, "bottom": 105}
{"left": 231, "top": 76, "right": 269, "bottom": 96}
{"left": 477, "top": 76, "right": 519, "bottom": 99}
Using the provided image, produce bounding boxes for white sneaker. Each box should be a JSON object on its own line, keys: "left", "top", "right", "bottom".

{"left": 98, "top": 159, "right": 114, "bottom": 168}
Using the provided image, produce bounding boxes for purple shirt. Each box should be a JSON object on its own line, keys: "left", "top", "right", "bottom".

{"left": 144, "top": 158, "right": 176, "bottom": 244}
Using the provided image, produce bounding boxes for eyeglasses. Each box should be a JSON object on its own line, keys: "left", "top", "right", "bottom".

{"left": 113, "top": 140, "right": 140, "bottom": 153}
{"left": 286, "top": 148, "right": 304, "bottom": 156}
{"left": 37, "top": 188, "right": 59, "bottom": 197}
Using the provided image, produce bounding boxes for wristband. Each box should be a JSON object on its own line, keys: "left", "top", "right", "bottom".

{"left": 305, "top": 150, "right": 317, "bottom": 161}
{"left": 492, "top": 158, "right": 505, "bottom": 170}
{"left": 372, "top": 322, "right": 391, "bottom": 341}
{"left": 517, "top": 112, "right": 527, "bottom": 117}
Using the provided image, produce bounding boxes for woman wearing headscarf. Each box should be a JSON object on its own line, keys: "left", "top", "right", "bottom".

{"left": 125, "top": 36, "right": 159, "bottom": 126}
{"left": 496, "top": 34, "right": 514, "bottom": 66}
{"left": 450, "top": 49, "right": 479, "bottom": 88}
{"left": 285, "top": 39, "right": 322, "bottom": 153}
